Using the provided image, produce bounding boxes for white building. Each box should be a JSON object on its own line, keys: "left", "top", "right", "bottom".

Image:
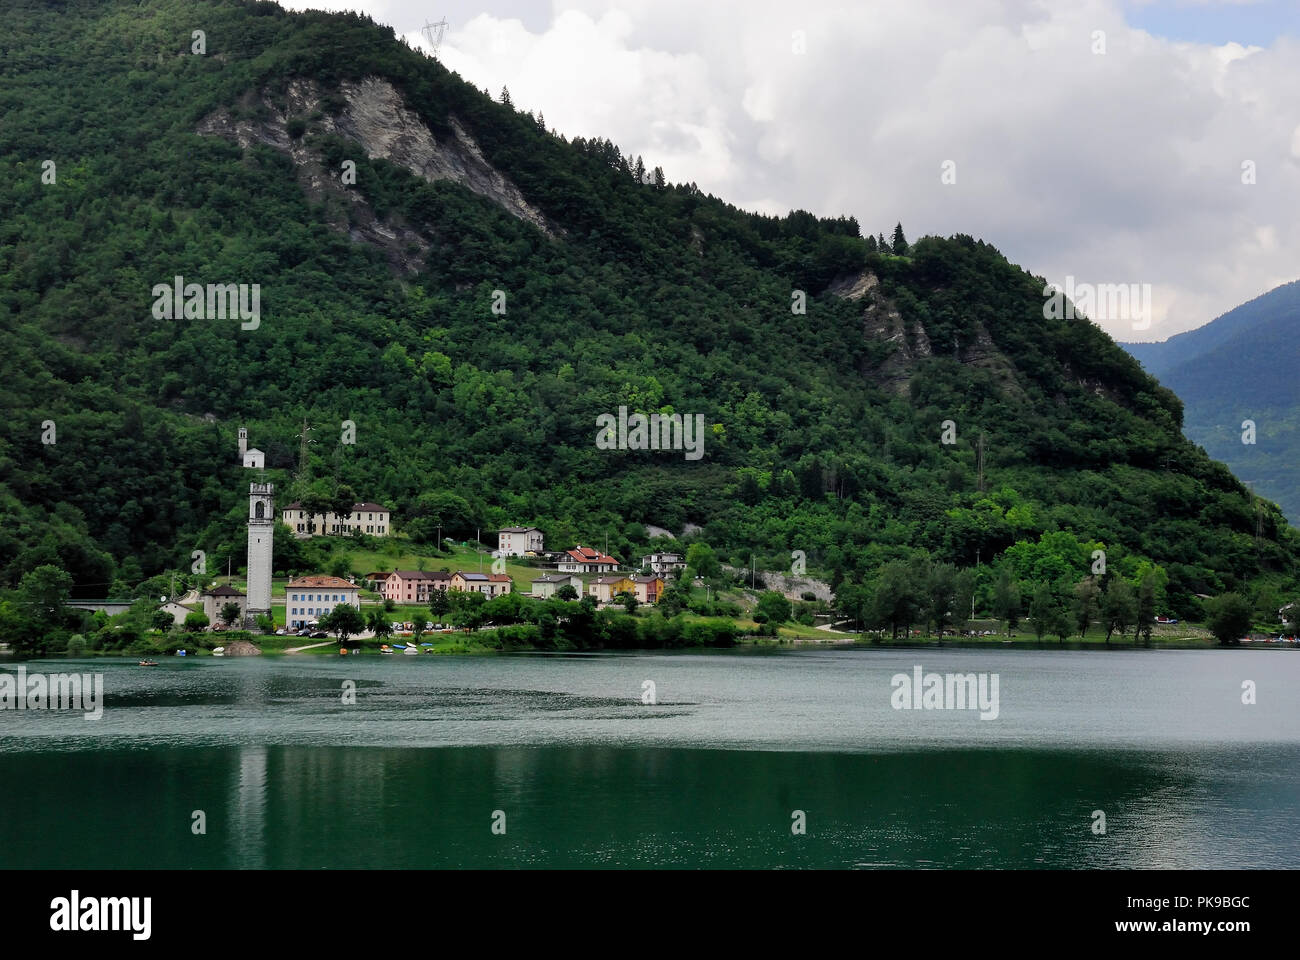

{"left": 641, "top": 552, "right": 685, "bottom": 575}
{"left": 498, "top": 526, "right": 544, "bottom": 556}
{"left": 282, "top": 502, "right": 391, "bottom": 538}
{"left": 242, "top": 448, "right": 264, "bottom": 469}
{"left": 246, "top": 483, "right": 274, "bottom": 626}
{"left": 157, "top": 600, "right": 194, "bottom": 627}
{"left": 286, "top": 576, "right": 360, "bottom": 628}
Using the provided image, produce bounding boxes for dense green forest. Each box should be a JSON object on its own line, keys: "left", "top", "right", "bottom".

{"left": 1, "top": 0, "right": 1297, "bottom": 645}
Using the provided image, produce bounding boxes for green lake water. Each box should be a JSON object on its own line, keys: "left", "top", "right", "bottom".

{"left": 1, "top": 647, "right": 1296, "bottom": 868}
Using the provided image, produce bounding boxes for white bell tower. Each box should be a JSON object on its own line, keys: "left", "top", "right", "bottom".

{"left": 246, "top": 482, "right": 274, "bottom": 626}
{"left": 238, "top": 426, "right": 248, "bottom": 458}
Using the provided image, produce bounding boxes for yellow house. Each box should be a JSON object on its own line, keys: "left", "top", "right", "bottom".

{"left": 588, "top": 575, "right": 635, "bottom": 605}
{"left": 630, "top": 575, "right": 664, "bottom": 605}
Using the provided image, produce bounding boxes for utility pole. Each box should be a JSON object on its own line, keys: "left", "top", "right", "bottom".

{"left": 295, "top": 418, "right": 315, "bottom": 490}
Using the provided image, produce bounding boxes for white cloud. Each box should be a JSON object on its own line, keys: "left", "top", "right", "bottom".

{"left": 287, "top": 0, "right": 1299, "bottom": 341}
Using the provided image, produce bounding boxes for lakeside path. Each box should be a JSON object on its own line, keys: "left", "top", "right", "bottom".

{"left": 284, "top": 640, "right": 337, "bottom": 654}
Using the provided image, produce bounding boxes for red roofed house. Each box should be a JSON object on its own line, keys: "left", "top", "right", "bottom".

{"left": 558, "top": 545, "right": 620, "bottom": 574}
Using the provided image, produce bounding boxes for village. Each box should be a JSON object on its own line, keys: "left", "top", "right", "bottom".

{"left": 62, "top": 425, "right": 1285, "bottom": 654}
{"left": 86, "top": 425, "right": 803, "bottom": 653}
{"left": 174, "top": 480, "right": 691, "bottom": 641}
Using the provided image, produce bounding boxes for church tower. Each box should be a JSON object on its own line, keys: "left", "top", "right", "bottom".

{"left": 246, "top": 482, "right": 274, "bottom": 627}
{"left": 238, "top": 426, "right": 248, "bottom": 459}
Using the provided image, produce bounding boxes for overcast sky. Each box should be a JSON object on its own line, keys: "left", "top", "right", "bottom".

{"left": 279, "top": 0, "right": 1300, "bottom": 342}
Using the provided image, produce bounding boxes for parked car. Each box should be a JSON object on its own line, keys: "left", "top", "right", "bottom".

{"left": 310, "top": 631, "right": 328, "bottom": 639}
{"left": 275, "top": 628, "right": 286, "bottom": 636}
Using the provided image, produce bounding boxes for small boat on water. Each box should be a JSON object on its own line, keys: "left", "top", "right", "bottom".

{"left": 379, "top": 644, "right": 394, "bottom": 655}
{"left": 138, "top": 660, "right": 159, "bottom": 667}
{"left": 212, "top": 646, "right": 225, "bottom": 657}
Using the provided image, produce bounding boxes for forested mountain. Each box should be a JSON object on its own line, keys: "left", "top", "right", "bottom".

{"left": 1122, "top": 281, "right": 1300, "bottom": 524}
{"left": 2, "top": 0, "right": 1297, "bottom": 622}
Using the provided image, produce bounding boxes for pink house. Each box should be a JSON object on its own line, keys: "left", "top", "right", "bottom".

{"left": 383, "top": 570, "right": 450, "bottom": 603}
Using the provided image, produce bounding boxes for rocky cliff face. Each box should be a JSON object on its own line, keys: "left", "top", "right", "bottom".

{"left": 831, "top": 269, "right": 1023, "bottom": 400}
{"left": 830, "top": 270, "right": 932, "bottom": 396}
{"left": 197, "top": 76, "right": 557, "bottom": 274}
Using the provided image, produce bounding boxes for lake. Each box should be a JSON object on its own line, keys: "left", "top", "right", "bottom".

{"left": 1, "top": 647, "right": 1296, "bottom": 868}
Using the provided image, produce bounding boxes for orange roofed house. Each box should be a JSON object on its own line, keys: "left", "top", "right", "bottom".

{"left": 558, "top": 545, "right": 620, "bottom": 574}
{"left": 287, "top": 575, "right": 360, "bottom": 628}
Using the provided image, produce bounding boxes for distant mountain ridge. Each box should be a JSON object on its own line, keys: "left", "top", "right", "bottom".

{"left": 1121, "top": 280, "right": 1300, "bottom": 523}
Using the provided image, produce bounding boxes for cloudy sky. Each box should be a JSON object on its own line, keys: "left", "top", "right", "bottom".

{"left": 280, "top": 0, "right": 1300, "bottom": 342}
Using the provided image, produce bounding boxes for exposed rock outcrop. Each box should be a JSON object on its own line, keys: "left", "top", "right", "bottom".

{"left": 223, "top": 640, "right": 262, "bottom": 656}
{"left": 197, "top": 76, "right": 556, "bottom": 275}
{"left": 831, "top": 269, "right": 1023, "bottom": 399}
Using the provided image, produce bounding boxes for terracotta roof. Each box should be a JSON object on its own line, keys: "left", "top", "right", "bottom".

{"left": 631, "top": 575, "right": 663, "bottom": 583}
{"left": 565, "top": 545, "right": 620, "bottom": 564}
{"left": 286, "top": 576, "right": 356, "bottom": 589}
{"left": 488, "top": 574, "right": 512, "bottom": 582}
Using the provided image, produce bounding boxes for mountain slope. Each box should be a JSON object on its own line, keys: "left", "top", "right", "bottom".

{"left": 1, "top": 0, "right": 1296, "bottom": 620}
{"left": 1121, "top": 280, "right": 1300, "bottom": 523}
